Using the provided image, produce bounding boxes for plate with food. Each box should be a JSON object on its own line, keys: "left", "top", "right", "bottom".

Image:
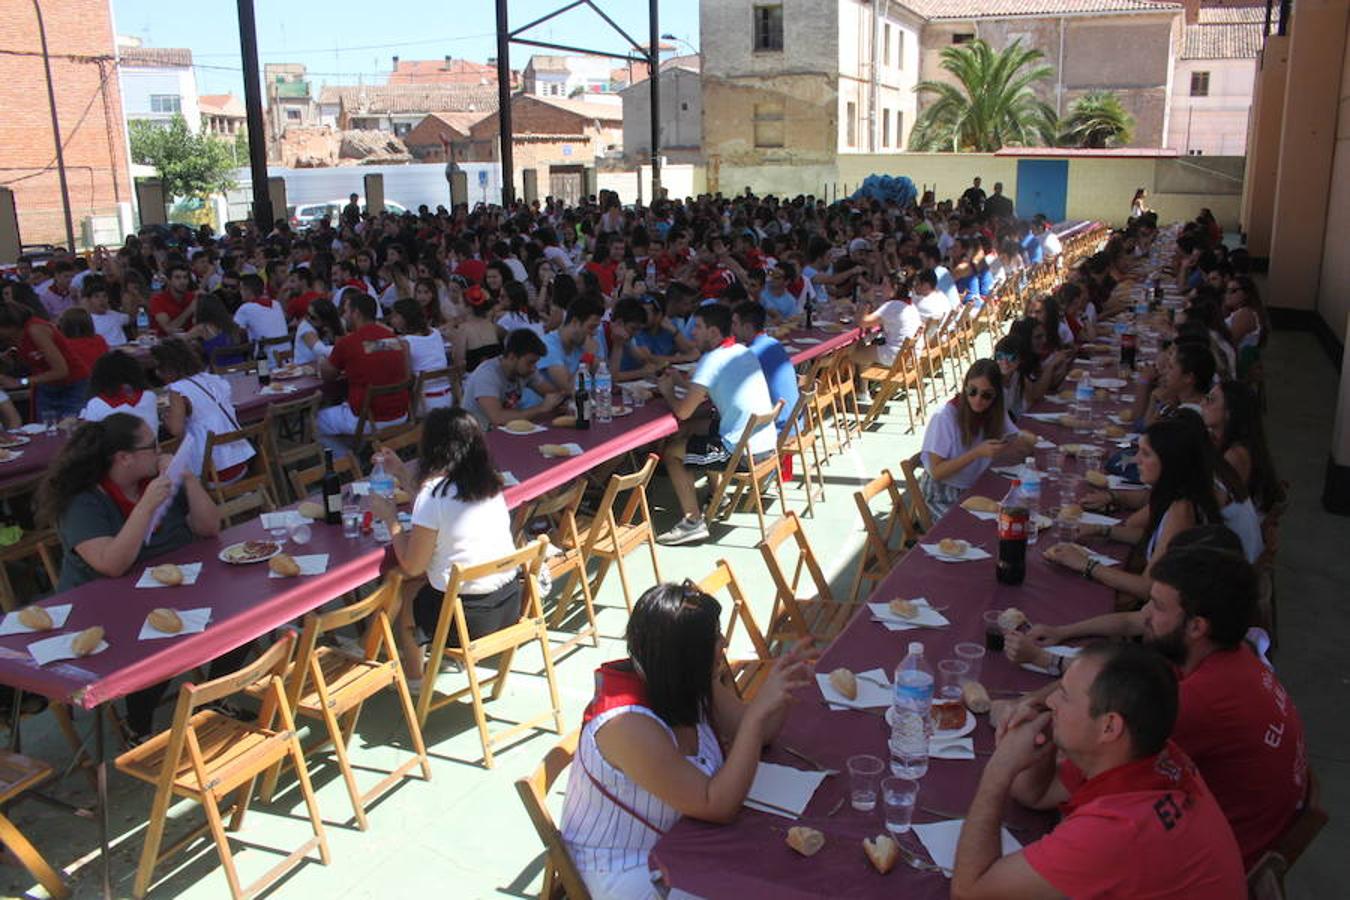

{"left": 0, "top": 434, "right": 30, "bottom": 449}
{"left": 0, "top": 448, "right": 23, "bottom": 463}
{"left": 501, "top": 418, "right": 547, "bottom": 435}
{"left": 539, "top": 443, "right": 583, "bottom": 459}
{"left": 610, "top": 405, "right": 633, "bottom": 418}
{"left": 271, "top": 364, "right": 313, "bottom": 380}
{"left": 218, "top": 540, "right": 283, "bottom": 565}
{"left": 885, "top": 705, "right": 976, "bottom": 737}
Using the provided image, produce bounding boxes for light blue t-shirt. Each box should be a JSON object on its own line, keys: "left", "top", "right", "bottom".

{"left": 692, "top": 343, "right": 777, "bottom": 455}
{"left": 760, "top": 287, "right": 798, "bottom": 319}
{"left": 934, "top": 265, "right": 961, "bottom": 308}
{"left": 748, "top": 333, "right": 800, "bottom": 433}
{"left": 538, "top": 330, "right": 584, "bottom": 390}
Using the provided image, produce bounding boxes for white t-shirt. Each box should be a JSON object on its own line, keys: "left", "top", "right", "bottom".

{"left": 292, "top": 318, "right": 332, "bottom": 366}
{"left": 79, "top": 391, "right": 159, "bottom": 433}
{"left": 543, "top": 244, "right": 575, "bottom": 275}
{"left": 921, "top": 401, "right": 1018, "bottom": 490}
{"left": 233, "top": 299, "right": 288, "bottom": 353}
{"left": 404, "top": 332, "right": 453, "bottom": 408}
{"left": 410, "top": 480, "right": 516, "bottom": 593}
{"left": 799, "top": 265, "right": 829, "bottom": 305}
{"left": 875, "top": 299, "right": 922, "bottom": 365}
{"left": 497, "top": 311, "right": 546, "bottom": 339}
{"left": 914, "top": 288, "right": 951, "bottom": 335}
{"left": 168, "top": 374, "right": 256, "bottom": 476}
{"left": 1040, "top": 231, "right": 1063, "bottom": 258}
{"left": 90, "top": 310, "right": 129, "bottom": 347}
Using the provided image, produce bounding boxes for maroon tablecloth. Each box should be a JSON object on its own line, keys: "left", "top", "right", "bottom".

{"left": 228, "top": 373, "right": 324, "bottom": 421}
{"left": 651, "top": 369, "right": 1136, "bottom": 897}
{"left": 0, "top": 432, "right": 67, "bottom": 496}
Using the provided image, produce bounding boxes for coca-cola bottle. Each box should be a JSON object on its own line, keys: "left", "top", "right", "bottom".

{"left": 996, "top": 479, "right": 1029, "bottom": 585}
{"left": 1120, "top": 330, "right": 1137, "bottom": 369}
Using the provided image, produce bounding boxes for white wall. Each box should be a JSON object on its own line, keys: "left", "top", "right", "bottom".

{"left": 1169, "top": 57, "right": 1257, "bottom": 155}
{"left": 622, "top": 69, "right": 702, "bottom": 156}
{"left": 120, "top": 66, "right": 201, "bottom": 132}
{"left": 836, "top": 0, "right": 920, "bottom": 153}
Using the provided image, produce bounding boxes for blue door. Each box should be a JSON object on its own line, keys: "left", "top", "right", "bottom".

{"left": 1015, "top": 159, "right": 1068, "bottom": 222}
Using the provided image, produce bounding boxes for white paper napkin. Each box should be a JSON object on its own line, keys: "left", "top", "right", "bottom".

{"left": 817, "top": 667, "right": 891, "bottom": 709}
{"left": 267, "top": 553, "right": 329, "bottom": 578}
{"left": 929, "top": 736, "right": 975, "bottom": 760}
{"left": 0, "top": 604, "right": 72, "bottom": 636}
{"left": 28, "top": 632, "right": 109, "bottom": 666}
{"left": 1034, "top": 438, "right": 1056, "bottom": 450}
{"left": 260, "top": 510, "right": 306, "bottom": 531}
{"left": 744, "top": 762, "right": 829, "bottom": 819}
{"left": 868, "top": 599, "right": 950, "bottom": 631}
{"left": 0, "top": 450, "right": 25, "bottom": 462}
{"left": 138, "top": 607, "right": 212, "bottom": 640}
{"left": 792, "top": 337, "right": 823, "bottom": 345}
{"left": 15, "top": 424, "right": 46, "bottom": 435}
{"left": 913, "top": 819, "right": 1021, "bottom": 875}
{"left": 993, "top": 466, "right": 1047, "bottom": 481}
{"left": 920, "top": 543, "right": 992, "bottom": 563}
{"left": 1020, "top": 412, "right": 1063, "bottom": 423}
{"left": 1022, "top": 645, "right": 1084, "bottom": 675}
{"left": 1073, "top": 510, "right": 1121, "bottom": 527}
{"left": 964, "top": 508, "right": 999, "bottom": 522}
{"left": 135, "top": 562, "right": 203, "bottom": 588}
{"left": 499, "top": 471, "right": 519, "bottom": 486}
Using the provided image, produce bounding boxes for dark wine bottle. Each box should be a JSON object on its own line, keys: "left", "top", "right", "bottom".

{"left": 575, "top": 368, "right": 591, "bottom": 430}
{"left": 321, "top": 449, "right": 342, "bottom": 525}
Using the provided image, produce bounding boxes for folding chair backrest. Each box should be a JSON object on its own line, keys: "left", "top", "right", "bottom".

{"left": 582, "top": 453, "right": 659, "bottom": 549}
{"left": 288, "top": 574, "right": 405, "bottom": 708}
{"left": 446, "top": 537, "right": 549, "bottom": 614}
{"left": 264, "top": 392, "right": 323, "bottom": 473}
{"left": 353, "top": 378, "right": 416, "bottom": 451}
{"left": 288, "top": 454, "right": 361, "bottom": 500}
{"left": 203, "top": 421, "right": 275, "bottom": 504}
{"left": 413, "top": 367, "right": 458, "bottom": 416}
{"left": 900, "top": 453, "right": 934, "bottom": 533}
{"left": 210, "top": 345, "right": 254, "bottom": 375}
{"left": 514, "top": 731, "right": 591, "bottom": 900}
{"left": 697, "top": 559, "right": 772, "bottom": 678}
{"left": 370, "top": 422, "right": 423, "bottom": 466}
{"left": 855, "top": 468, "right": 918, "bottom": 553}
{"left": 179, "top": 632, "right": 294, "bottom": 714}
{"left": 760, "top": 511, "right": 834, "bottom": 608}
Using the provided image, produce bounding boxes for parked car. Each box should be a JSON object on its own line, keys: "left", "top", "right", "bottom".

{"left": 289, "top": 199, "right": 409, "bottom": 230}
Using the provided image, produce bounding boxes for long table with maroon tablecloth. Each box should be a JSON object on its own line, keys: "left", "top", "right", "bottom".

{"left": 650, "top": 368, "right": 1139, "bottom": 898}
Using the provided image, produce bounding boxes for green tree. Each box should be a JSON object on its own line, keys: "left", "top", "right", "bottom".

{"left": 1058, "top": 91, "right": 1135, "bottom": 148}
{"left": 908, "top": 39, "right": 1057, "bottom": 152}
{"left": 128, "top": 115, "right": 237, "bottom": 199}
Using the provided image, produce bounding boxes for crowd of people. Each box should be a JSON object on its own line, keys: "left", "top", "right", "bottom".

{"left": 0, "top": 179, "right": 1306, "bottom": 895}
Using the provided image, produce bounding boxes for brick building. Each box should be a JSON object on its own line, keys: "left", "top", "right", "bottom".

{"left": 403, "top": 112, "right": 490, "bottom": 163}
{"left": 0, "top": 0, "right": 131, "bottom": 250}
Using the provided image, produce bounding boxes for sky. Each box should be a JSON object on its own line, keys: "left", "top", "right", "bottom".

{"left": 109, "top": 0, "right": 701, "bottom": 97}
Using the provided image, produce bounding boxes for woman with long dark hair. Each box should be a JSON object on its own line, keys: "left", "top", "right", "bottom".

{"left": 558, "top": 582, "right": 811, "bottom": 899}
{"left": 37, "top": 413, "right": 222, "bottom": 739}
{"left": 293, "top": 297, "right": 344, "bottom": 366}
{"left": 189, "top": 293, "right": 247, "bottom": 367}
{"left": 1203, "top": 379, "right": 1284, "bottom": 516}
{"left": 0, "top": 300, "right": 91, "bottom": 418}
{"left": 390, "top": 298, "right": 452, "bottom": 412}
{"left": 369, "top": 407, "right": 517, "bottom": 681}
{"left": 919, "top": 358, "right": 1035, "bottom": 519}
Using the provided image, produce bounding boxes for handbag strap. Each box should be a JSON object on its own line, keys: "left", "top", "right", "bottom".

{"left": 578, "top": 748, "right": 664, "bottom": 836}
{"left": 185, "top": 375, "right": 242, "bottom": 432}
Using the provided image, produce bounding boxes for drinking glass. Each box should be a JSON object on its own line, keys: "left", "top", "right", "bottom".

{"left": 42, "top": 411, "right": 58, "bottom": 435}
{"left": 341, "top": 486, "right": 362, "bottom": 539}
{"left": 954, "top": 642, "right": 986, "bottom": 683}
{"left": 847, "top": 754, "right": 884, "bottom": 812}
{"left": 1046, "top": 446, "right": 1064, "bottom": 476}
{"left": 934, "top": 659, "right": 969, "bottom": 731}
{"left": 882, "top": 777, "right": 919, "bottom": 834}
{"left": 982, "top": 610, "right": 1005, "bottom": 653}
{"left": 288, "top": 522, "right": 312, "bottom": 545}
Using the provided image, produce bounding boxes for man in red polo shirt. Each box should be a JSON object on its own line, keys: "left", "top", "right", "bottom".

{"left": 149, "top": 262, "right": 196, "bottom": 335}
{"left": 317, "top": 292, "right": 410, "bottom": 451}
{"left": 953, "top": 642, "right": 1244, "bottom": 899}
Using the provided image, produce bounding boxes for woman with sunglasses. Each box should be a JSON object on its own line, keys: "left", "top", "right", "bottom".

{"left": 919, "top": 358, "right": 1034, "bottom": 520}
{"left": 559, "top": 582, "right": 812, "bottom": 900}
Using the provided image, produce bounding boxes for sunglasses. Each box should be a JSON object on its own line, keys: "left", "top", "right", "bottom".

{"left": 994, "top": 352, "right": 1018, "bottom": 363}
{"left": 966, "top": 387, "right": 997, "bottom": 401}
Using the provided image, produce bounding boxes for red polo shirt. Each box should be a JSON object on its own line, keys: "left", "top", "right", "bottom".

{"left": 1023, "top": 741, "right": 1245, "bottom": 898}
{"left": 327, "top": 322, "right": 408, "bottom": 421}
{"left": 149, "top": 289, "right": 195, "bottom": 335}
{"left": 19, "top": 319, "right": 91, "bottom": 385}
{"left": 64, "top": 335, "right": 108, "bottom": 378}
{"left": 585, "top": 259, "right": 620, "bottom": 296}
{"left": 1173, "top": 646, "right": 1307, "bottom": 867}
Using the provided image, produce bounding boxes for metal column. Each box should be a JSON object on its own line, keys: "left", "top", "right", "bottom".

{"left": 495, "top": 0, "right": 516, "bottom": 206}
{"left": 648, "top": 0, "right": 661, "bottom": 200}
{"left": 237, "top": 0, "right": 273, "bottom": 228}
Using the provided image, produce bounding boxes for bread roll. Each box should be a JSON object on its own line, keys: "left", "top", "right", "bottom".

{"left": 1069, "top": 368, "right": 1087, "bottom": 381}
{"left": 1085, "top": 470, "right": 1110, "bottom": 488}
{"left": 552, "top": 414, "right": 577, "bottom": 428}
{"left": 938, "top": 538, "right": 967, "bottom": 557}
{"left": 269, "top": 554, "right": 302, "bottom": 577}
{"left": 863, "top": 835, "right": 899, "bottom": 874}
{"left": 151, "top": 564, "right": 183, "bottom": 586}
{"left": 960, "top": 495, "right": 1000, "bottom": 514}
{"left": 504, "top": 419, "right": 536, "bottom": 433}
{"left": 786, "top": 826, "right": 826, "bottom": 857}
{"left": 997, "top": 607, "right": 1028, "bottom": 633}
{"left": 1103, "top": 424, "right": 1127, "bottom": 439}
{"left": 147, "top": 608, "right": 183, "bottom": 634}
{"left": 17, "top": 606, "right": 52, "bottom": 631}
{"left": 298, "top": 500, "right": 325, "bottom": 520}
{"left": 962, "top": 681, "right": 992, "bottom": 714}
{"left": 828, "top": 668, "right": 858, "bottom": 700}
{"left": 540, "top": 443, "right": 573, "bottom": 458}
{"left": 71, "top": 626, "right": 104, "bottom": 657}
{"left": 1060, "top": 503, "right": 1084, "bottom": 522}
{"left": 888, "top": 598, "right": 919, "bottom": 620}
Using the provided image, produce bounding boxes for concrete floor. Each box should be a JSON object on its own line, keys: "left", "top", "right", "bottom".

{"left": 0, "top": 326, "right": 1343, "bottom": 898}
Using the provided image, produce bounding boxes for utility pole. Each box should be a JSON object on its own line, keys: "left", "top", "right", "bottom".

{"left": 33, "top": 0, "right": 76, "bottom": 252}
{"left": 648, "top": 0, "right": 661, "bottom": 201}
{"left": 495, "top": 0, "right": 515, "bottom": 206}
{"left": 237, "top": 0, "right": 273, "bottom": 228}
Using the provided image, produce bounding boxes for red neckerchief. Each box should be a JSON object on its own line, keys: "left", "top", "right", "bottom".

{"left": 98, "top": 475, "right": 150, "bottom": 519}
{"left": 582, "top": 659, "right": 649, "bottom": 725}
{"left": 1060, "top": 740, "right": 1202, "bottom": 817}
{"left": 717, "top": 337, "right": 736, "bottom": 349}
{"left": 251, "top": 296, "right": 274, "bottom": 309}
{"left": 99, "top": 389, "right": 143, "bottom": 409}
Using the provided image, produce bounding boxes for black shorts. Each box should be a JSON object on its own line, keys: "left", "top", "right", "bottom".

{"left": 413, "top": 578, "right": 522, "bottom": 646}
{"left": 684, "top": 432, "right": 731, "bottom": 467}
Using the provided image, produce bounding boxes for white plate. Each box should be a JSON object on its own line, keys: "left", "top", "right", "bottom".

{"left": 0, "top": 434, "right": 31, "bottom": 448}
{"left": 885, "top": 707, "right": 976, "bottom": 738}
{"left": 1092, "top": 377, "right": 1128, "bottom": 389}
{"left": 218, "top": 540, "right": 283, "bottom": 565}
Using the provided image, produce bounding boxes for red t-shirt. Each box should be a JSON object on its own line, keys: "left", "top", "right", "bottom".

{"left": 327, "top": 322, "right": 409, "bottom": 421}
{"left": 1173, "top": 647, "right": 1307, "bottom": 866}
{"left": 19, "top": 319, "right": 91, "bottom": 385}
{"left": 1022, "top": 741, "right": 1245, "bottom": 898}
{"left": 149, "top": 289, "right": 195, "bottom": 335}
{"left": 655, "top": 248, "right": 693, "bottom": 282}
{"left": 64, "top": 335, "right": 108, "bottom": 378}
{"left": 585, "top": 259, "right": 620, "bottom": 296}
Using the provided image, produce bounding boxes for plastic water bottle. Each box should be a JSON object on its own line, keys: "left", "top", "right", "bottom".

{"left": 135, "top": 306, "right": 151, "bottom": 334}
{"left": 888, "top": 642, "right": 933, "bottom": 778}
{"left": 1073, "top": 376, "right": 1093, "bottom": 434}
{"left": 369, "top": 460, "right": 395, "bottom": 543}
{"left": 594, "top": 360, "right": 613, "bottom": 424}
{"left": 1022, "top": 458, "right": 1041, "bottom": 545}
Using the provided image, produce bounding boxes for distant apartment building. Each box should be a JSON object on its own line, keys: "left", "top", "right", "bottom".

{"left": 199, "top": 94, "right": 246, "bottom": 138}
{"left": 387, "top": 56, "right": 519, "bottom": 89}
{"left": 1169, "top": 5, "right": 1263, "bottom": 155}
{"left": 0, "top": 0, "right": 132, "bottom": 248}
{"left": 699, "top": 0, "right": 923, "bottom": 176}
{"left": 523, "top": 54, "right": 648, "bottom": 99}
{"left": 117, "top": 41, "right": 200, "bottom": 132}
{"left": 264, "top": 64, "right": 317, "bottom": 159}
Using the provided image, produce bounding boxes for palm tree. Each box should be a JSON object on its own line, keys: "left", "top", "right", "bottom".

{"left": 1058, "top": 91, "right": 1136, "bottom": 148}
{"left": 908, "top": 39, "right": 1057, "bottom": 152}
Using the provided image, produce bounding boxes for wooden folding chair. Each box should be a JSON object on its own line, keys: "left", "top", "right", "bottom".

{"left": 412, "top": 366, "right": 458, "bottom": 418}
{"left": 288, "top": 454, "right": 361, "bottom": 500}
{"left": 512, "top": 480, "right": 598, "bottom": 655}
{"left": 258, "top": 335, "right": 291, "bottom": 366}
{"left": 697, "top": 560, "right": 774, "bottom": 700}
{"left": 557, "top": 454, "right": 662, "bottom": 621}
{"left": 704, "top": 403, "right": 786, "bottom": 541}
{"left": 0, "top": 528, "right": 61, "bottom": 613}
{"left": 415, "top": 537, "right": 563, "bottom": 769}
{"left": 848, "top": 470, "right": 918, "bottom": 603}
{"left": 368, "top": 421, "right": 422, "bottom": 466}
{"left": 263, "top": 393, "right": 323, "bottom": 502}
{"left": 0, "top": 750, "right": 70, "bottom": 898}
{"left": 800, "top": 355, "right": 843, "bottom": 458}
{"left": 776, "top": 389, "right": 826, "bottom": 517}
{"left": 758, "top": 512, "right": 858, "bottom": 648}
{"left": 115, "top": 634, "right": 330, "bottom": 900}
{"left": 202, "top": 421, "right": 279, "bottom": 517}
{"left": 255, "top": 574, "right": 430, "bottom": 830}
{"left": 349, "top": 378, "right": 415, "bottom": 460}
{"left": 826, "top": 352, "right": 863, "bottom": 446}
{"left": 857, "top": 339, "right": 925, "bottom": 434}
{"left": 899, "top": 452, "right": 935, "bottom": 535}
{"left": 514, "top": 730, "right": 592, "bottom": 900}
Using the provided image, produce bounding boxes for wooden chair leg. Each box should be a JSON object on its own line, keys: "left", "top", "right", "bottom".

{"left": 319, "top": 698, "right": 370, "bottom": 830}
{"left": 535, "top": 624, "right": 565, "bottom": 736}
{"left": 227, "top": 779, "right": 256, "bottom": 832}
{"left": 132, "top": 782, "right": 175, "bottom": 898}
{"left": 646, "top": 534, "right": 662, "bottom": 583}
{"left": 488, "top": 647, "right": 518, "bottom": 702}
{"left": 390, "top": 670, "right": 433, "bottom": 782}
{"left": 284, "top": 730, "right": 332, "bottom": 865}
{"left": 463, "top": 658, "right": 495, "bottom": 768}
{"left": 200, "top": 792, "right": 245, "bottom": 900}
{"left": 0, "top": 812, "right": 68, "bottom": 899}
{"left": 612, "top": 549, "right": 635, "bottom": 615}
